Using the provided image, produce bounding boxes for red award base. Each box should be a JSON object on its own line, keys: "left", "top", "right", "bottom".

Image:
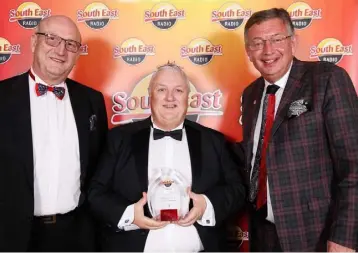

{"left": 160, "top": 209, "right": 178, "bottom": 221}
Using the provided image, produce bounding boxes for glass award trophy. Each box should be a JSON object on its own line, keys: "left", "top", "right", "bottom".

{"left": 147, "top": 168, "right": 190, "bottom": 221}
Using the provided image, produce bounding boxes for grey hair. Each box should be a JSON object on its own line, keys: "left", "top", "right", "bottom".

{"left": 244, "top": 8, "right": 295, "bottom": 43}
{"left": 148, "top": 61, "right": 190, "bottom": 92}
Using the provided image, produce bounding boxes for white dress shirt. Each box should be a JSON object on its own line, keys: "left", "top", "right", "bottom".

{"left": 250, "top": 63, "right": 292, "bottom": 223}
{"left": 29, "top": 69, "right": 81, "bottom": 216}
{"left": 118, "top": 119, "right": 216, "bottom": 252}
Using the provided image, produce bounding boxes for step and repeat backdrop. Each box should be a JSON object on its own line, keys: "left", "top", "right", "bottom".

{"left": 1, "top": 0, "right": 357, "bottom": 251}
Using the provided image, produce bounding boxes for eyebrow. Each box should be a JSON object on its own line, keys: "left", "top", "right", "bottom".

{"left": 154, "top": 83, "right": 186, "bottom": 89}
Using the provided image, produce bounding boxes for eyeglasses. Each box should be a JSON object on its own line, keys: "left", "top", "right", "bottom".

{"left": 36, "top": 32, "right": 81, "bottom": 53}
{"left": 247, "top": 35, "right": 292, "bottom": 51}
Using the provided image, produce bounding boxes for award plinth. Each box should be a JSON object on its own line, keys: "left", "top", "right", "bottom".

{"left": 147, "top": 168, "right": 189, "bottom": 221}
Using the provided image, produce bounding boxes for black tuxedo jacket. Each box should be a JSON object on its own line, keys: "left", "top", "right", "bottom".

{"left": 88, "top": 118, "right": 246, "bottom": 251}
{"left": 0, "top": 72, "right": 108, "bottom": 251}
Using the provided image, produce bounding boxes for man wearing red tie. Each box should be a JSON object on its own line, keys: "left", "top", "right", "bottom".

{"left": 0, "top": 15, "right": 108, "bottom": 251}
{"left": 241, "top": 8, "right": 358, "bottom": 252}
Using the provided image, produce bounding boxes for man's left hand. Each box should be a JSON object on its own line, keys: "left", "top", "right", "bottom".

{"left": 177, "top": 189, "right": 207, "bottom": 227}
{"left": 327, "top": 240, "right": 355, "bottom": 252}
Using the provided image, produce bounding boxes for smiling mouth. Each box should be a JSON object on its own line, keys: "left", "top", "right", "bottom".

{"left": 261, "top": 58, "right": 280, "bottom": 67}
{"left": 50, "top": 57, "right": 65, "bottom": 63}
{"left": 263, "top": 58, "right": 277, "bottom": 64}
{"left": 163, "top": 104, "right": 177, "bottom": 109}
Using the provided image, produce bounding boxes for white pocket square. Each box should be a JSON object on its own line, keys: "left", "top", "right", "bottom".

{"left": 287, "top": 99, "right": 311, "bottom": 118}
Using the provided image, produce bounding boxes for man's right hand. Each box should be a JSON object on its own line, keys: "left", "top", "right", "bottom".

{"left": 133, "top": 192, "right": 169, "bottom": 229}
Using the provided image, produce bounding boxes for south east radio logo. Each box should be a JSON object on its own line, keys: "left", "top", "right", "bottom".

{"left": 181, "top": 38, "right": 223, "bottom": 66}
{"left": 0, "top": 38, "right": 21, "bottom": 64}
{"left": 113, "top": 38, "right": 155, "bottom": 65}
{"left": 77, "top": 2, "right": 119, "bottom": 30}
{"left": 144, "top": 3, "right": 185, "bottom": 30}
{"left": 211, "top": 3, "right": 251, "bottom": 30}
{"left": 287, "top": 2, "right": 322, "bottom": 30}
{"left": 111, "top": 74, "right": 223, "bottom": 125}
{"left": 9, "top": 2, "right": 51, "bottom": 29}
{"left": 80, "top": 44, "right": 88, "bottom": 56}
{"left": 310, "top": 38, "right": 353, "bottom": 64}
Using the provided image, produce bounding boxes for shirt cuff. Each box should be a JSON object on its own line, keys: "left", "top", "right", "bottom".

{"left": 197, "top": 195, "right": 216, "bottom": 226}
{"left": 117, "top": 204, "right": 140, "bottom": 231}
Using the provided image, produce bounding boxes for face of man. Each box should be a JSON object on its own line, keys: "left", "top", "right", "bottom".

{"left": 245, "top": 18, "right": 297, "bottom": 83}
{"left": 31, "top": 16, "right": 81, "bottom": 85}
{"left": 149, "top": 68, "right": 189, "bottom": 131}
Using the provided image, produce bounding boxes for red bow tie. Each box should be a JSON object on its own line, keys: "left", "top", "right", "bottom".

{"left": 35, "top": 83, "right": 65, "bottom": 100}
{"left": 29, "top": 70, "right": 66, "bottom": 100}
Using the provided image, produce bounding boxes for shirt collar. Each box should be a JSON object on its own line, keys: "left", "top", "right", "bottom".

{"left": 150, "top": 117, "right": 184, "bottom": 131}
{"left": 30, "top": 67, "right": 66, "bottom": 88}
{"left": 264, "top": 61, "right": 293, "bottom": 90}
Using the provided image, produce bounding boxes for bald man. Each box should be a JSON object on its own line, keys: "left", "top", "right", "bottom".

{"left": 0, "top": 15, "right": 108, "bottom": 251}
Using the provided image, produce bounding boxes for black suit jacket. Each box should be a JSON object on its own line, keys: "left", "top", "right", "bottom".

{"left": 88, "top": 118, "right": 246, "bottom": 251}
{"left": 0, "top": 72, "right": 108, "bottom": 251}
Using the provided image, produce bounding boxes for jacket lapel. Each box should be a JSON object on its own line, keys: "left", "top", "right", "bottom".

{"left": 271, "top": 58, "right": 308, "bottom": 136}
{"left": 11, "top": 72, "right": 33, "bottom": 189}
{"left": 185, "top": 120, "right": 202, "bottom": 192}
{"left": 246, "top": 79, "right": 265, "bottom": 170}
{"left": 133, "top": 118, "right": 151, "bottom": 193}
{"left": 66, "top": 79, "right": 90, "bottom": 177}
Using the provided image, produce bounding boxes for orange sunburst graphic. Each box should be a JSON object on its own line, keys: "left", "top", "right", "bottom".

{"left": 144, "top": 2, "right": 185, "bottom": 30}
{"left": 181, "top": 38, "right": 223, "bottom": 66}
{"left": 0, "top": 37, "right": 21, "bottom": 64}
{"left": 77, "top": 2, "right": 119, "bottom": 30}
{"left": 211, "top": 2, "right": 251, "bottom": 30}
{"left": 287, "top": 2, "right": 322, "bottom": 30}
{"left": 310, "top": 38, "right": 353, "bottom": 64}
{"left": 113, "top": 38, "right": 155, "bottom": 65}
{"left": 9, "top": 2, "right": 51, "bottom": 29}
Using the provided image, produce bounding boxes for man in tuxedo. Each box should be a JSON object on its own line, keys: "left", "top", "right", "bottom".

{"left": 88, "top": 62, "right": 246, "bottom": 252}
{"left": 0, "top": 15, "right": 108, "bottom": 251}
{"left": 241, "top": 8, "right": 358, "bottom": 251}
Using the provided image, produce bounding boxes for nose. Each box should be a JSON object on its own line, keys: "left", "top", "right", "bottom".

{"left": 54, "top": 40, "right": 66, "bottom": 55}
{"left": 165, "top": 90, "right": 175, "bottom": 101}
{"left": 262, "top": 40, "right": 274, "bottom": 54}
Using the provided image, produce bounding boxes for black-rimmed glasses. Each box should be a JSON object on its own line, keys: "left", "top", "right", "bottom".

{"left": 36, "top": 32, "right": 81, "bottom": 53}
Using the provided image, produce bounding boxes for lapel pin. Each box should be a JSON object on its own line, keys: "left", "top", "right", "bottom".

{"left": 253, "top": 100, "right": 256, "bottom": 105}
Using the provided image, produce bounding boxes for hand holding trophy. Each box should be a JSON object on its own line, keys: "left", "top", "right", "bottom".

{"left": 133, "top": 192, "right": 169, "bottom": 230}
{"left": 176, "top": 189, "right": 207, "bottom": 227}
{"left": 147, "top": 168, "right": 190, "bottom": 221}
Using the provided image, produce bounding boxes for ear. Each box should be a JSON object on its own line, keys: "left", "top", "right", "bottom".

{"left": 30, "top": 34, "right": 37, "bottom": 53}
{"left": 75, "top": 52, "right": 81, "bottom": 62}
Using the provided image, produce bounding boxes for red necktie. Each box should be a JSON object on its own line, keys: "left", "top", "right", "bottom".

{"left": 249, "top": 84, "right": 279, "bottom": 210}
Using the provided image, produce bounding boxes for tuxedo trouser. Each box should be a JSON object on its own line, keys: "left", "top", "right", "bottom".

{"left": 28, "top": 207, "right": 96, "bottom": 252}
{"left": 250, "top": 204, "right": 283, "bottom": 252}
